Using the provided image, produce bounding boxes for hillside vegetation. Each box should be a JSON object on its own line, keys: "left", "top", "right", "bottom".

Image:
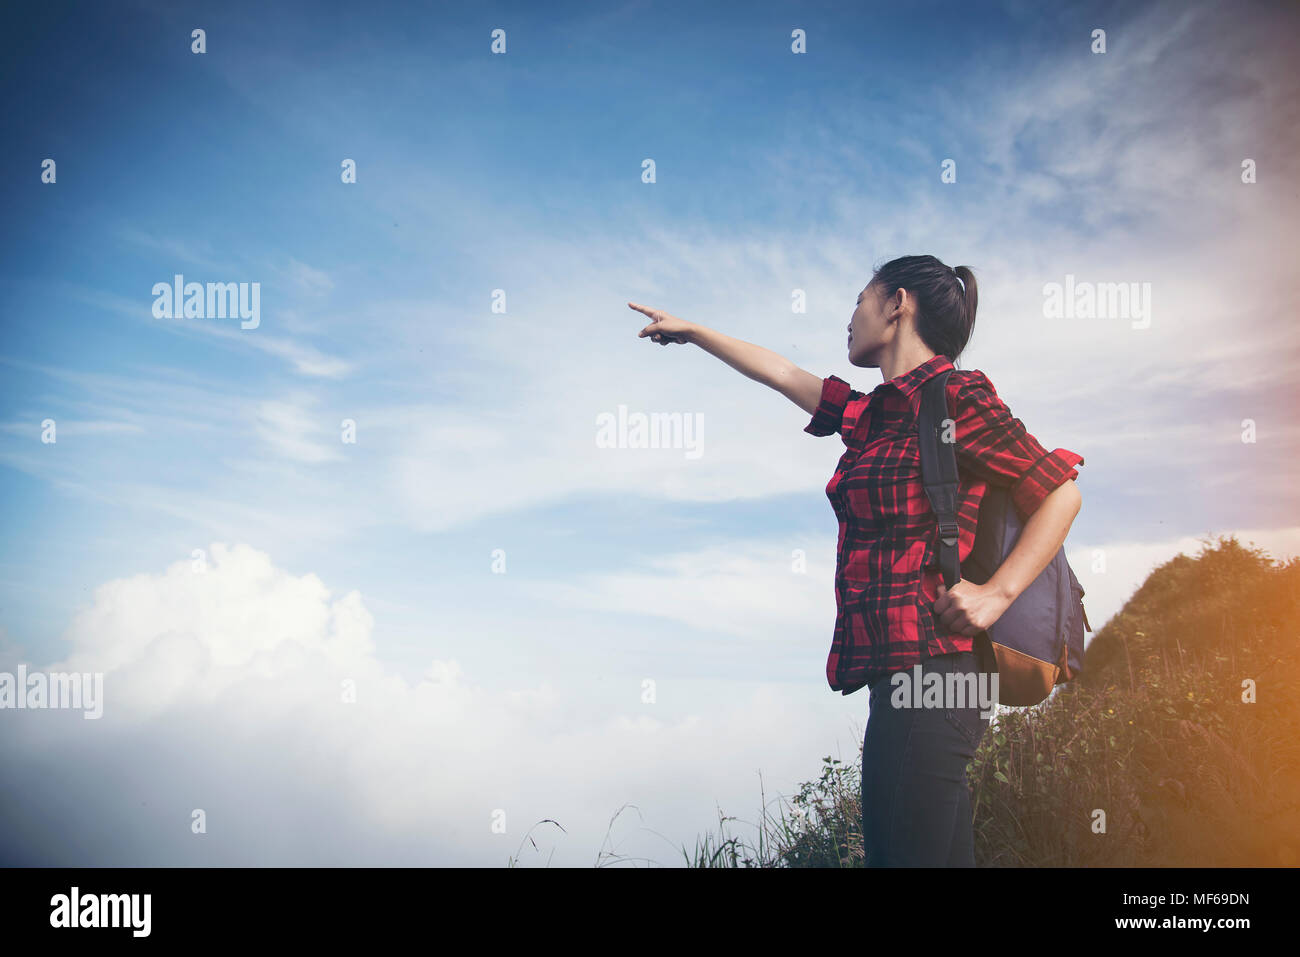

{"left": 685, "top": 534, "right": 1300, "bottom": 867}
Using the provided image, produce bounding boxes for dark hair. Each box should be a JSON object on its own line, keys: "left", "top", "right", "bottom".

{"left": 868, "top": 255, "right": 978, "bottom": 363}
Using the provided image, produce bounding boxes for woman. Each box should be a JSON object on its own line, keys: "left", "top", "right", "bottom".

{"left": 628, "top": 254, "right": 1084, "bottom": 866}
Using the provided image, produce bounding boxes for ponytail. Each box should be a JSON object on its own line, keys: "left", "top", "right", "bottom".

{"left": 952, "top": 264, "right": 978, "bottom": 360}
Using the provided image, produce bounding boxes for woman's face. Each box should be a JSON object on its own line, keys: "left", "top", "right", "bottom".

{"left": 847, "top": 282, "right": 892, "bottom": 367}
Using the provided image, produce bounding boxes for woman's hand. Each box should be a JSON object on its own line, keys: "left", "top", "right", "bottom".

{"left": 933, "top": 580, "right": 1012, "bottom": 637}
{"left": 629, "top": 302, "right": 696, "bottom": 345}
{"left": 626, "top": 302, "right": 824, "bottom": 416}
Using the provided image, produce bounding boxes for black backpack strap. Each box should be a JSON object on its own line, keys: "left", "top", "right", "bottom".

{"left": 917, "top": 369, "right": 962, "bottom": 588}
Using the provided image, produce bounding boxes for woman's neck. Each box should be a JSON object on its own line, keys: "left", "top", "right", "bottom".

{"left": 879, "top": 343, "right": 938, "bottom": 384}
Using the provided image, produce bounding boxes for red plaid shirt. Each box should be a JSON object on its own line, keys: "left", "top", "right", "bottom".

{"left": 804, "top": 353, "right": 1084, "bottom": 695}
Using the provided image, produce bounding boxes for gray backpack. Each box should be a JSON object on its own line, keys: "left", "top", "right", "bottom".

{"left": 917, "top": 369, "right": 1090, "bottom": 707}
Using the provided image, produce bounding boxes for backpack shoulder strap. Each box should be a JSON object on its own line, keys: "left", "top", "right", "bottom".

{"left": 917, "top": 369, "right": 962, "bottom": 587}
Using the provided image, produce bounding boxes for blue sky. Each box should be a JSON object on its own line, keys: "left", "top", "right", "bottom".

{"left": 2, "top": 0, "right": 1298, "bottom": 865}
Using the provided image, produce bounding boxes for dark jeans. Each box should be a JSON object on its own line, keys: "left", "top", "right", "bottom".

{"left": 861, "top": 647, "right": 993, "bottom": 866}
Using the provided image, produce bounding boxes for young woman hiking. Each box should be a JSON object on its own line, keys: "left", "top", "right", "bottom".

{"left": 628, "top": 254, "right": 1083, "bottom": 867}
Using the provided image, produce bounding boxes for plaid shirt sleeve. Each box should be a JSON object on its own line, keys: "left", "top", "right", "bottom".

{"left": 950, "top": 370, "right": 1083, "bottom": 520}
{"left": 803, "top": 374, "right": 862, "bottom": 437}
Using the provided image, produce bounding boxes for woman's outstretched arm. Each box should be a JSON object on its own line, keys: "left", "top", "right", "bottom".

{"left": 628, "top": 302, "right": 824, "bottom": 414}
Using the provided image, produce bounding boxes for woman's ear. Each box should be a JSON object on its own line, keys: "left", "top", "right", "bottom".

{"left": 880, "top": 285, "right": 898, "bottom": 316}
{"left": 882, "top": 286, "right": 906, "bottom": 325}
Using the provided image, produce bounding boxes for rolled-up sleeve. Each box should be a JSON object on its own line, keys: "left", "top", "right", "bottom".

{"left": 950, "top": 370, "right": 1083, "bottom": 520}
{"left": 803, "top": 375, "right": 857, "bottom": 437}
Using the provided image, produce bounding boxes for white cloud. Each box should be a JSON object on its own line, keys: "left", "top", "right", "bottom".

{"left": 1, "top": 545, "right": 856, "bottom": 866}
{"left": 7, "top": 526, "right": 1294, "bottom": 864}
{"left": 285, "top": 258, "right": 335, "bottom": 295}
{"left": 525, "top": 542, "right": 828, "bottom": 641}
{"left": 0, "top": 420, "right": 143, "bottom": 437}
{"left": 202, "top": 324, "right": 353, "bottom": 379}
{"left": 254, "top": 395, "right": 346, "bottom": 463}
